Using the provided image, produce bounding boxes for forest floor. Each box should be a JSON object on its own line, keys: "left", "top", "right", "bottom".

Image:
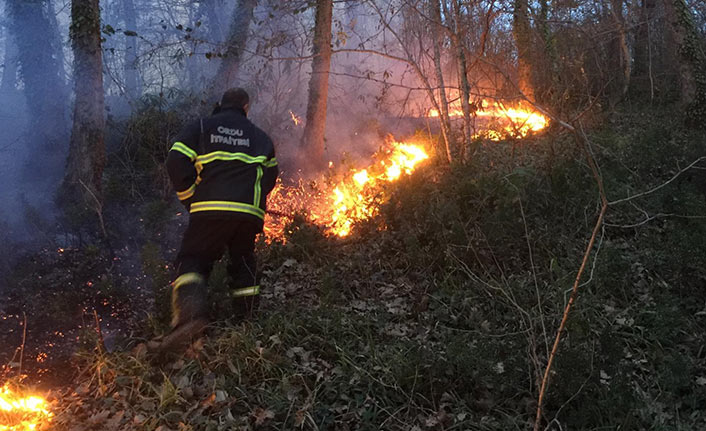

{"left": 2, "top": 107, "right": 706, "bottom": 430}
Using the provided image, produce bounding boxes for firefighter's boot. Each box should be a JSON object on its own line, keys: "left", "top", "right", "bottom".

{"left": 228, "top": 253, "right": 260, "bottom": 322}
{"left": 230, "top": 285, "right": 261, "bottom": 322}
{"left": 155, "top": 273, "right": 208, "bottom": 353}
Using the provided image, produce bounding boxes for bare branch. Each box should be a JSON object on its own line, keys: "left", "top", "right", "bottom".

{"left": 534, "top": 126, "right": 608, "bottom": 431}
{"left": 608, "top": 157, "right": 706, "bottom": 206}
{"left": 605, "top": 213, "right": 706, "bottom": 228}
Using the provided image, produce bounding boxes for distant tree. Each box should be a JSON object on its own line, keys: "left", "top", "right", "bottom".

{"left": 204, "top": 0, "right": 226, "bottom": 45}
{"left": 513, "top": 0, "right": 535, "bottom": 102}
{"left": 63, "top": 0, "right": 106, "bottom": 209}
{"left": 123, "top": 0, "right": 140, "bottom": 100}
{"left": 6, "top": 0, "right": 69, "bottom": 141}
{"left": 606, "top": 0, "right": 631, "bottom": 106}
{"left": 536, "top": 0, "right": 557, "bottom": 95}
{"left": 209, "top": 0, "right": 257, "bottom": 101}
{"left": 300, "top": 0, "right": 333, "bottom": 169}
{"left": 0, "top": 34, "right": 18, "bottom": 94}
{"left": 631, "top": 0, "right": 658, "bottom": 99}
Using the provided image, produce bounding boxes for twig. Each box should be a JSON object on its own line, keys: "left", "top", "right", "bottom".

{"left": 608, "top": 156, "right": 706, "bottom": 206}
{"left": 605, "top": 213, "right": 706, "bottom": 228}
{"left": 517, "top": 188, "right": 550, "bottom": 359}
{"left": 93, "top": 310, "right": 106, "bottom": 353}
{"left": 18, "top": 312, "right": 27, "bottom": 378}
{"left": 78, "top": 179, "right": 108, "bottom": 238}
{"left": 533, "top": 125, "right": 608, "bottom": 431}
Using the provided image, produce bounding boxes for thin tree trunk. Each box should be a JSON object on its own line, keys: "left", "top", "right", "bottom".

{"left": 663, "top": 0, "right": 706, "bottom": 126}
{"left": 632, "top": 0, "right": 657, "bottom": 99}
{"left": 300, "top": 0, "right": 333, "bottom": 169}
{"left": 608, "top": 0, "right": 630, "bottom": 105}
{"left": 46, "top": 0, "right": 67, "bottom": 81}
{"left": 205, "top": 0, "right": 226, "bottom": 44}
{"left": 429, "top": 0, "right": 453, "bottom": 163}
{"left": 513, "top": 0, "right": 535, "bottom": 101}
{"left": 64, "top": 0, "right": 106, "bottom": 203}
{"left": 0, "top": 35, "right": 18, "bottom": 94}
{"left": 123, "top": 0, "right": 140, "bottom": 100}
{"left": 451, "top": 0, "right": 472, "bottom": 159}
{"left": 7, "top": 0, "right": 69, "bottom": 142}
{"left": 186, "top": 0, "right": 208, "bottom": 88}
{"left": 209, "top": 0, "right": 257, "bottom": 101}
{"left": 537, "top": 0, "right": 557, "bottom": 101}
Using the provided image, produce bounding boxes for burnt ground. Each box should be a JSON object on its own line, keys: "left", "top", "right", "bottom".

{"left": 0, "top": 245, "right": 156, "bottom": 389}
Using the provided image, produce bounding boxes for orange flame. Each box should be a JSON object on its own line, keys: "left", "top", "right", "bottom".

{"left": 264, "top": 100, "right": 547, "bottom": 241}
{"left": 428, "top": 100, "right": 548, "bottom": 140}
{"left": 0, "top": 385, "right": 52, "bottom": 431}
{"left": 265, "top": 139, "right": 429, "bottom": 240}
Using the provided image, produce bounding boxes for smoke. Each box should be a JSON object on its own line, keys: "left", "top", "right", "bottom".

{"left": 0, "top": 0, "right": 72, "bottom": 253}
{"left": 242, "top": 1, "right": 436, "bottom": 177}
{"left": 0, "top": 0, "right": 445, "bottom": 252}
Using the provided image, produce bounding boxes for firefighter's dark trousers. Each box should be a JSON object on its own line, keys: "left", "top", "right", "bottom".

{"left": 172, "top": 214, "right": 261, "bottom": 328}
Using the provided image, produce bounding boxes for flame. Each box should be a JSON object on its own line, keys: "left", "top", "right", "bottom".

{"left": 264, "top": 99, "right": 546, "bottom": 241}
{"left": 265, "top": 139, "right": 429, "bottom": 240}
{"left": 0, "top": 385, "right": 52, "bottom": 431}
{"left": 289, "top": 110, "right": 302, "bottom": 126}
{"left": 428, "top": 100, "right": 548, "bottom": 140}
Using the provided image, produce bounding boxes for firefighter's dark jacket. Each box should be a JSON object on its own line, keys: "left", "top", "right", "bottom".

{"left": 167, "top": 108, "right": 278, "bottom": 230}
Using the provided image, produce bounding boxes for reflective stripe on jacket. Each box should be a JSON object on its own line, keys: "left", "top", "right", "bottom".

{"left": 166, "top": 108, "right": 279, "bottom": 228}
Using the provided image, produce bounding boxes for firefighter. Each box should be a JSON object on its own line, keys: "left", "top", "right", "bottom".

{"left": 156, "top": 88, "right": 278, "bottom": 351}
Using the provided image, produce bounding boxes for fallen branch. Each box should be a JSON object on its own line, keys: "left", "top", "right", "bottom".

{"left": 533, "top": 125, "right": 608, "bottom": 431}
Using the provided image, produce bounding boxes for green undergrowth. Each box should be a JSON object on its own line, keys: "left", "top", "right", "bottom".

{"left": 50, "top": 108, "right": 706, "bottom": 430}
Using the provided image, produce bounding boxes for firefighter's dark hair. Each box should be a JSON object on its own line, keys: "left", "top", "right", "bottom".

{"left": 220, "top": 88, "right": 249, "bottom": 110}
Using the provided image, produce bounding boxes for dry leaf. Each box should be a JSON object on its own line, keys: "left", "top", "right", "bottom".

{"left": 88, "top": 409, "right": 111, "bottom": 425}
{"left": 252, "top": 407, "right": 275, "bottom": 426}
{"left": 105, "top": 410, "right": 125, "bottom": 430}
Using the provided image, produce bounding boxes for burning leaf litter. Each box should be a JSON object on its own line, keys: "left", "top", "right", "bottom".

{"left": 266, "top": 102, "right": 548, "bottom": 241}
{"left": 0, "top": 385, "right": 52, "bottom": 431}
{"left": 266, "top": 137, "right": 430, "bottom": 240}
{"left": 428, "top": 100, "right": 548, "bottom": 140}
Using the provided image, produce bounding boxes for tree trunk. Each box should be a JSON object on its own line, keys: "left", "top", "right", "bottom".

{"left": 451, "top": 0, "right": 473, "bottom": 159}
{"left": 209, "top": 0, "right": 257, "bottom": 102}
{"left": 0, "top": 35, "right": 18, "bottom": 94}
{"left": 632, "top": 0, "right": 657, "bottom": 99}
{"left": 664, "top": 0, "right": 706, "bottom": 126}
{"left": 185, "top": 0, "right": 208, "bottom": 89}
{"left": 300, "top": 0, "right": 333, "bottom": 170}
{"left": 607, "top": 0, "right": 631, "bottom": 106}
{"left": 429, "top": 0, "right": 453, "bottom": 163}
{"left": 536, "top": 0, "right": 557, "bottom": 102}
{"left": 205, "top": 0, "right": 226, "bottom": 44}
{"left": 513, "top": 0, "right": 535, "bottom": 102}
{"left": 46, "top": 0, "right": 67, "bottom": 82}
{"left": 64, "top": 0, "right": 106, "bottom": 206}
{"left": 123, "top": 0, "right": 140, "bottom": 100}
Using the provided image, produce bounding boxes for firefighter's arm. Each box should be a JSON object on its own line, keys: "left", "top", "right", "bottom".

{"left": 167, "top": 121, "right": 201, "bottom": 208}
{"left": 261, "top": 136, "right": 279, "bottom": 196}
